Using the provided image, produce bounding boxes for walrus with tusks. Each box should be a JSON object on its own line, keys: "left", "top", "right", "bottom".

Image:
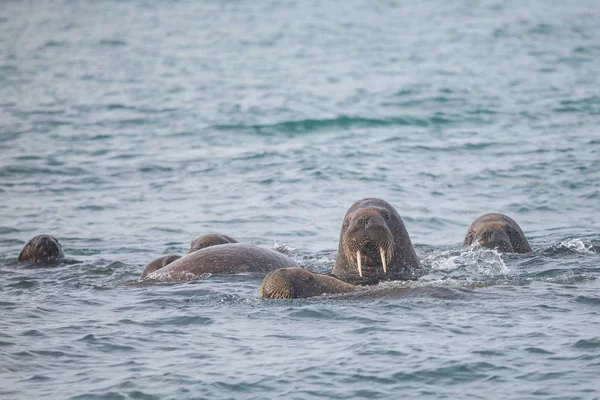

{"left": 463, "top": 213, "right": 532, "bottom": 253}
{"left": 12, "top": 234, "right": 66, "bottom": 266}
{"left": 141, "top": 234, "right": 238, "bottom": 278}
{"left": 331, "top": 198, "right": 421, "bottom": 285}
{"left": 145, "top": 243, "right": 298, "bottom": 282}
{"left": 260, "top": 198, "right": 422, "bottom": 299}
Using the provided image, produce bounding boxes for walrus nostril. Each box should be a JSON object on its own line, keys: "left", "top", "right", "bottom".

{"left": 364, "top": 241, "right": 377, "bottom": 251}
{"left": 355, "top": 216, "right": 372, "bottom": 227}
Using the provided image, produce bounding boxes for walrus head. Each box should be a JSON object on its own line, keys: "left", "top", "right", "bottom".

{"left": 333, "top": 198, "right": 420, "bottom": 285}
{"left": 463, "top": 213, "right": 532, "bottom": 254}
{"left": 259, "top": 268, "right": 357, "bottom": 299}
{"left": 341, "top": 207, "right": 395, "bottom": 281}
{"left": 141, "top": 255, "right": 181, "bottom": 278}
{"left": 17, "top": 235, "right": 65, "bottom": 264}
{"left": 188, "top": 234, "right": 238, "bottom": 254}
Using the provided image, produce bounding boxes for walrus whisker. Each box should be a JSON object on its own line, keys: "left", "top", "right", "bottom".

{"left": 380, "top": 247, "right": 387, "bottom": 274}
{"left": 356, "top": 250, "right": 362, "bottom": 277}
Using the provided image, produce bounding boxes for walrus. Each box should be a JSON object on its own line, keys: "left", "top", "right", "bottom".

{"left": 145, "top": 243, "right": 298, "bottom": 282}
{"left": 188, "top": 234, "right": 237, "bottom": 254}
{"left": 259, "top": 267, "right": 359, "bottom": 299}
{"left": 463, "top": 213, "right": 532, "bottom": 253}
{"left": 140, "top": 255, "right": 181, "bottom": 278}
{"left": 14, "top": 234, "right": 65, "bottom": 266}
{"left": 141, "top": 234, "right": 238, "bottom": 278}
{"left": 331, "top": 198, "right": 421, "bottom": 285}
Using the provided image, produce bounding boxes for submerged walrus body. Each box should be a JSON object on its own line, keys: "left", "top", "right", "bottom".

{"left": 141, "top": 233, "right": 238, "bottom": 278}
{"left": 463, "top": 213, "right": 532, "bottom": 253}
{"left": 145, "top": 243, "right": 298, "bottom": 282}
{"left": 259, "top": 268, "right": 359, "bottom": 299}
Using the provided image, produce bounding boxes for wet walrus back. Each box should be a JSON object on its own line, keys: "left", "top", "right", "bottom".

{"left": 146, "top": 243, "right": 298, "bottom": 282}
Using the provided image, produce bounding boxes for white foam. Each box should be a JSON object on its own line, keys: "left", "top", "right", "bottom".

{"left": 556, "top": 239, "right": 596, "bottom": 254}
{"left": 272, "top": 241, "right": 295, "bottom": 254}
{"left": 424, "top": 248, "right": 510, "bottom": 278}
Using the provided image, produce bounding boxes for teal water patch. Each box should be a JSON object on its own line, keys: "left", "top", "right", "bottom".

{"left": 212, "top": 115, "right": 449, "bottom": 136}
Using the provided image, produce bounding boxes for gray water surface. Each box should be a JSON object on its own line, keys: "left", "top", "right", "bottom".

{"left": 1, "top": 1, "right": 600, "bottom": 399}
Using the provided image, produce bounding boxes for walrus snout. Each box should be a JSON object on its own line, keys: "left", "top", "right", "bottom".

{"left": 342, "top": 209, "right": 394, "bottom": 278}
{"left": 333, "top": 198, "right": 421, "bottom": 285}
{"left": 17, "top": 234, "right": 65, "bottom": 264}
{"left": 475, "top": 229, "right": 514, "bottom": 252}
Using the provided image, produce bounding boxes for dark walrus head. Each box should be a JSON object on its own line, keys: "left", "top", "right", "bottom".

{"left": 188, "top": 234, "right": 238, "bottom": 254}
{"left": 17, "top": 235, "right": 65, "bottom": 265}
{"left": 332, "top": 198, "right": 421, "bottom": 285}
{"left": 463, "top": 213, "right": 532, "bottom": 253}
{"left": 259, "top": 268, "right": 358, "bottom": 299}
{"left": 141, "top": 255, "right": 182, "bottom": 278}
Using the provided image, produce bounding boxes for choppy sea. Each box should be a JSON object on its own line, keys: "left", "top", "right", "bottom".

{"left": 1, "top": 0, "right": 600, "bottom": 398}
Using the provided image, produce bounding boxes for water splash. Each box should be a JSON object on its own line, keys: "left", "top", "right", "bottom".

{"left": 271, "top": 241, "right": 295, "bottom": 255}
{"left": 423, "top": 248, "right": 510, "bottom": 280}
{"left": 553, "top": 239, "right": 596, "bottom": 254}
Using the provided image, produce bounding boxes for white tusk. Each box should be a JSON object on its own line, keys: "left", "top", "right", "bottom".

{"left": 380, "top": 248, "right": 387, "bottom": 274}
{"left": 356, "top": 250, "right": 362, "bottom": 277}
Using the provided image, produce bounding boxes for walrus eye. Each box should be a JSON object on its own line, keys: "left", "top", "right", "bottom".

{"left": 382, "top": 210, "right": 390, "bottom": 220}
{"left": 467, "top": 231, "right": 474, "bottom": 242}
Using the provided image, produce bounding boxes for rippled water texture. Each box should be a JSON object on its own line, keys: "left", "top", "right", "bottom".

{"left": 1, "top": 0, "right": 600, "bottom": 398}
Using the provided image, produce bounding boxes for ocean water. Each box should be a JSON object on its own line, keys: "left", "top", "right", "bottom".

{"left": 1, "top": 0, "right": 600, "bottom": 398}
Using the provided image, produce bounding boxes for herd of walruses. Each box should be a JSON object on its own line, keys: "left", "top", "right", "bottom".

{"left": 7, "top": 198, "right": 532, "bottom": 298}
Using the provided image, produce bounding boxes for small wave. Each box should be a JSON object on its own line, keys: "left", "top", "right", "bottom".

{"left": 98, "top": 39, "right": 127, "bottom": 46}
{"left": 0, "top": 165, "right": 89, "bottom": 177}
{"left": 212, "top": 115, "right": 449, "bottom": 136}
{"left": 527, "top": 270, "right": 595, "bottom": 285}
{"left": 0, "top": 227, "right": 19, "bottom": 235}
{"left": 7, "top": 279, "right": 38, "bottom": 289}
{"left": 572, "top": 338, "right": 600, "bottom": 349}
{"left": 139, "top": 315, "right": 213, "bottom": 327}
{"left": 574, "top": 296, "right": 600, "bottom": 306}
{"left": 547, "top": 239, "right": 596, "bottom": 254}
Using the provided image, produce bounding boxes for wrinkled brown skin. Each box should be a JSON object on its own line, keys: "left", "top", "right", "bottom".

{"left": 188, "top": 234, "right": 237, "bottom": 254}
{"left": 140, "top": 255, "right": 181, "bottom": 278}
{"left": 259, "top": 267, "right": 359, "bottom": 299}
{"left": 141, "top": 234, "right": 237, "bottom": 278}
{"left": 145, "top": 243, "right": 298, "bottom": 282}
{"left": 463, "top": 213, "right": 532, "bottom": 253}
{"left": 332, "top": 198, "right": 421, "bottom": 285}
{"left": 15, "top": 235, "right": 65, "bottom": 266}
